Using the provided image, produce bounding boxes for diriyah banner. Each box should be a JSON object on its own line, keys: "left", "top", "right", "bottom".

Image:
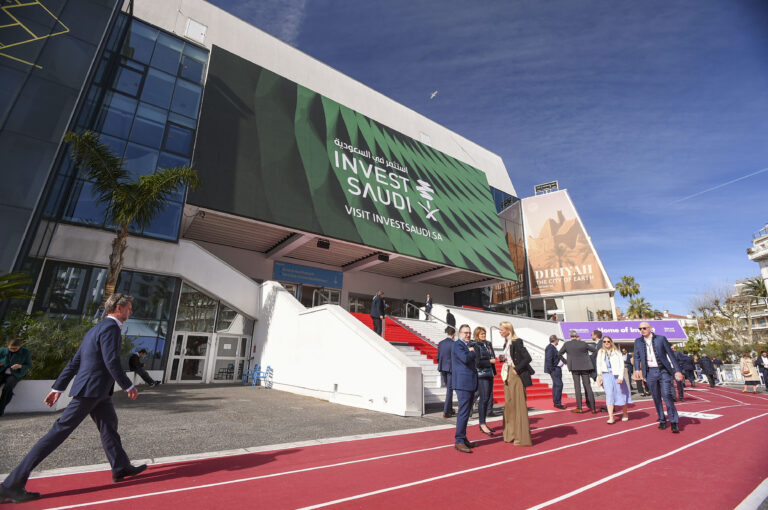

{"left": 192, "top": 46, "right": 517, "bottom": 281}
{"left": 522, "top": 190, "right": 610, "bottom": 295}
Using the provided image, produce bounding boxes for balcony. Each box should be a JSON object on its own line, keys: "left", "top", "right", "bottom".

{"left": 748, "top": 241, "right": 768, "bottom": 262}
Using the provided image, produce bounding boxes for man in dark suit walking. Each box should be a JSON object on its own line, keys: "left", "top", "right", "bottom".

{"left": 424, "top": 293, "right": 433, "bottom": 318}
{"left": 559, "top": 330, "right": 596, "bottom": 413}
{"left": 445, "top": 309, "right": 456, "bottom": 328}
{"left": 698, "top": 354, "right": 716, "bottom": 388}
{"left": 544, "top": 335, "right": 565, "bottom": 409}
{"left": 437, "top": 327, "right": 456, "bottom": 418}
{"left": 0, "top": 294, "right": 146, "bottom": 504}
{"left": 633, "top": 322, "right": 684, "bottom": 433}
{"left": 452, "top": 324, "right": 477, "bottom": 453}
{"left": 370, "top": 290, "right": 385, "bottom": 336}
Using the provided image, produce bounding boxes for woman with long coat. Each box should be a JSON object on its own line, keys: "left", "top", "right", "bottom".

{"left": 499, "top": 321, "right": 532, "bottom": 446}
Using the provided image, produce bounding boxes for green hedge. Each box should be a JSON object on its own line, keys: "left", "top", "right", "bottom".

{"left": 1, "top": 310, "right": 131, "bottom": 380}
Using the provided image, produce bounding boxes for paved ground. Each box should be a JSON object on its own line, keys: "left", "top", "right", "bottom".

{"left": 0, "top": 383, "right": 472, "bottom": 474}
{"left": 2, "top": 380, "right": 717, "bottom": 477}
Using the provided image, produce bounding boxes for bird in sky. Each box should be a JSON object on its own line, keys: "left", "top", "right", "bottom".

{"left": 430, "top": 90, "right": 438, "bottom": 100}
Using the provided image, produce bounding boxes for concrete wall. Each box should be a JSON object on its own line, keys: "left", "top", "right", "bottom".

{"left": 46, "top": 224, "right": 259, "bottom": 319}
{"left": 254, "top": 281, "right": 423, "bottom": 416}
{"left": 130, "top": 0, "right": 515, "bottom": 196}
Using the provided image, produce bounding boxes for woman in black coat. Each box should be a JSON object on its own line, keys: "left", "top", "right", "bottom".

{"left": 472, "top": 327, "right": 496, "bottom": 436}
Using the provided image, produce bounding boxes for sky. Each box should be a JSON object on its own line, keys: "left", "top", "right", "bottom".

{"left": 209, "top": 0, "right": 768, "bottom": 315}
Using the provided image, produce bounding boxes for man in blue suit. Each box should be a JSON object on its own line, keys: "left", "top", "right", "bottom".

{"left": 0, "top": 294, "right": 146, "bottom": 504}
{"left": 370, "top": 290, "right": 385, "bottom": 336}
{"left": 633, "top": 322, "right": 684, "bottom": 434}
{"left": 437, "top": 326, "right": 456, "bottom": 418}
{"left": 452, "top": 324, "right": 477, "bottom": 453}
{"left": 544, "top": 335, "right": 565, "bottom": 409}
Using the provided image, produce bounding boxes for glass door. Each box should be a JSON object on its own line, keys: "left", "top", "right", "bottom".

{"left": 312, "top": 287, "right": 340, "bottom": 307}
{"left": 211, "top": 335, "right": 250, "bottom": 383}
{"left": 167, "top": 333, "right": 211, "bottom": 383}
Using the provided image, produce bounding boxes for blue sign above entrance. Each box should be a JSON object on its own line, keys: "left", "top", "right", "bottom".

{"left": 273, "top": 261, "right": 343, "bottom": 289}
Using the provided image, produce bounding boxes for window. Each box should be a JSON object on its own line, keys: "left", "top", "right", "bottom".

{"left": 163, "top": 123, "right": 194, "bottom": 155}
{"left": 151, "top": 33, "right": 184, "bottom": 75}
{"left": 129, "top": 103, "right": 167, "bottom": 149}
{"left": 96, "top": 92, "right": 137, "bottom": 139}
{"left": 141, "top": 68, "right": 175, "bottom": 109}
{"left": 123, "top": 143, "right": 159, "bottom": 179}
{"left": 122, "top": 21, "right": 158, "bottom": 64}
{"left": 170, "top": 79, "right": 202, "bottom": 119}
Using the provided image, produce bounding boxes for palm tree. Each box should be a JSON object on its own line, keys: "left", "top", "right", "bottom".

{"left": 743, "top": 276, "right": 767, "bottom": 298}
{"left": 64, "top": 131, "right": 201, "bottom": 307}
{"left": 626, "top": 297, "right": 653, "bottom": 319}
{"left": 0, "top": 272, "right": 33, "bottom": 302}
{"left": 615, "top": 275, "right": 640, "bottom": 300}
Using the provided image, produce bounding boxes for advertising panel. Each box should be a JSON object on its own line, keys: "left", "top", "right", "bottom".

{"left": 191, "top": 46, "right": 517, "bottom": 281}
{"left": 560, "top": 320, "right": 687, "bottom": 341}
{"left": 522, "top": 190, "right": 610, "bottom": 295}
{"left": 491, "top": 200, "right": 527, "bottom": 303}
{"left": 273, "top": 261, "right": 343, "bottom": 288}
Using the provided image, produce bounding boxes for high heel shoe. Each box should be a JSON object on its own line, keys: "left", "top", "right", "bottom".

{"left": 479, "top": 425, "right": 495, "bottom": 436}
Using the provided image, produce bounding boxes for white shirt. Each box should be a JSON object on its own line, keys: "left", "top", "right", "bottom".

{"left": 761, "top": 356, "right": 768, "bottom": 367}
{"left": 644, "top": 335, "right": 659, "bottom": 368}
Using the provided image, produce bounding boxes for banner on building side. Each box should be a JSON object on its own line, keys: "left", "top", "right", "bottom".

{"left": 561, "top": 320, "right": 687, "bottom": 341}
{"left": 522, "top": 190, "right": 610, "bottom": 295}
{"left": 492, "top": 200, "right": 527, "bottom": 303}
{"left": 191, "top": 46, "right": 517, "bottom": 281}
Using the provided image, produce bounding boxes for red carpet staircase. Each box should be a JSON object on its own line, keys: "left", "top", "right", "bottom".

{"left": 352, "top": 313, "right": 557, "bottom": 404}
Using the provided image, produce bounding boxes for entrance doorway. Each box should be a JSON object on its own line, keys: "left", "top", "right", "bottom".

{"left": 167, "top": 332, "right": 210, "bottom": 382}
{"left": 166, "top": 332, "right": 251, "bottom": 383}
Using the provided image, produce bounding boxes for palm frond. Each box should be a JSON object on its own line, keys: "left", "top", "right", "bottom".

{"left": 0, "top": 272, "right": 34, "bottom": 302}
{"left": 63, "top": 131, "right": 127, "bottom": 210}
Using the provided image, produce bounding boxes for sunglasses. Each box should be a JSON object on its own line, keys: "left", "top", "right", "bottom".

{"left": 602, "top": 340, "right": 611, "bottom": 344}
{"left": 639, "top": 327, "right": 650, "bottom": 330}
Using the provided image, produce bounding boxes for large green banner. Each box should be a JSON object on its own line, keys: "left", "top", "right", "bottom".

{"left": 191, "top": 46, "right": 517, "bottom": 281}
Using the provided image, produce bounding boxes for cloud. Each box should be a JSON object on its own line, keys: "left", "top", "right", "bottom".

{"left": 212, "top": 0, "right": 307, "bottom": 45}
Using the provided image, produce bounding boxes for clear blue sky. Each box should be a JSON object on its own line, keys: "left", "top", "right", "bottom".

{"left": 210, "top": 0, "right": 768, "bottom": 315}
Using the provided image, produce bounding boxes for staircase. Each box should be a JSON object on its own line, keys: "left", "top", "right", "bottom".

{"left": 351, "top": 313, "right": 444, "bottom": 403}
{"left": 394, "top": 317, "right": 566, "bottom": 404}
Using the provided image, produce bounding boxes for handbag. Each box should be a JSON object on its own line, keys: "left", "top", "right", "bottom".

{"left": 742, "top": 369, "right": 751, "bottom": 375}
{"left": 477, "top": 367, "right": 494, "bottom": 379}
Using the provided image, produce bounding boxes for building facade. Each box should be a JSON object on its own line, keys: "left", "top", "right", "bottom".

{"left": 1, "top": 0, "right": 612, "bottom": 411}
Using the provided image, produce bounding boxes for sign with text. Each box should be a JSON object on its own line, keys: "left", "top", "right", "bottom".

{"left": 191, "top": 46, "right": 517, "bottom": 281}
{"left": 560, "top": 320, "right": 687, "bottom": 341}
{"left": 273, "top": 261, "right": 343, "bottom": 288}
{"left": 522, "top": 190, "right": 611, "bottom": 295}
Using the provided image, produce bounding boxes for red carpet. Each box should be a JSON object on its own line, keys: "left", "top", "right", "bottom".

{"left": 13, "top": 388, "right": 768, "bottom": 509}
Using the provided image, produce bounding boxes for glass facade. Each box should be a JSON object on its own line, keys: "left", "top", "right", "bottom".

{"left": 489, "top": 186, "right": 515, "bottom": 214}
{"left": 33, "top": 260, "right": 179, "bottom": 370}
{"left": 49, "top": 15, "right": 209, "bottom": 241}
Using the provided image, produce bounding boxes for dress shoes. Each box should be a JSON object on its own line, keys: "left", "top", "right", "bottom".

{"left": 464, "top": 440, "right": 476, "bottom": 448}
{"left": 479, "top": 425, "right": 495, "bottom": 437}
{"left": 112, "top": 464, "right": 147, "bottom": 483}
{"left": 590, "top": 409, "right": 599, "bottom": 414}
{"left": 671, "top": 423, "right": 680, "bottom": 433}
{"left": 0, "top": 485, "right": 41, "bottom": 503}
{"left": 554, "top": 404, "right": 566, "bottom": 410}
{"left": 454, "top": 442, "right": 472, "bottom": 453}
{"left": 658, "top": 422, "right": 667, "bottom": 430}
{"left": 571, "top": 408, "right": 584, "bottom": 414}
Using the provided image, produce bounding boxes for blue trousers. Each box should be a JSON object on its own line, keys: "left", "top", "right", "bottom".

{"left": 646, "top": 367, "right": 679, "bottom": 424}
{"left": 477, "top": 377, "right": 493, "bottom": 425}
{"left": 441, "top": 371, "right": 453, "bottom": 414}
{"left": 2, "top": 395, "right": 131, "bottom": 490}
{"left": 454, "top": 389, "right": 474, "bottom": 444}
{"left": 550, "top": 366, "right": 563, "bottom": 406}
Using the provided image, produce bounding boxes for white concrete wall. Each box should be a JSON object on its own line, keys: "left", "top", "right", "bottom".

{"left": 254, "top": 281, "right": 423, "bottom": 416}
{"left": 46, "top": 224, "right": 259, "bottom": 319}
{"left": 5, "top": 380, "right": 73, "bottom": 414}
{"left": 130, "top": 0, "right": 515, "bottom": 196}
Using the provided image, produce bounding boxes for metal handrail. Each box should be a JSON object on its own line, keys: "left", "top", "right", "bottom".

{"left": 387, "top": 315, "right": 439, "bottom": 348}
{"left": 402, "top": 302, "right": 453, "bottom": 330}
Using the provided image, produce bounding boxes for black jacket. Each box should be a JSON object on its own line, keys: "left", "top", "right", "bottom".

{"left": 509, "top": 338, "right": 533, "bottom": 387}
{"left": 128, "top": 353, "right": 143, "bottom": 371}
{"left": 473, "top": 341, "right": 496, "bottom": 376}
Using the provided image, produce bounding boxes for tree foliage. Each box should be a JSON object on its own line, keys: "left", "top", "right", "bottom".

{"left": 626, "top": 297, "right": 653, "bottom": 319}
{"left": 615, "top": 275, "right": 640, "bottom": 299}
{"left": 63, "top": 130, "right": 201, "bottom": 307}
{"left": 0, "top": 272, "right": 33, "bottom": 302}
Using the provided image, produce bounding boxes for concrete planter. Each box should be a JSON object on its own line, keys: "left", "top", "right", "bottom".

{"left": 4, "top": 379, "right": 74, "bottom": 414}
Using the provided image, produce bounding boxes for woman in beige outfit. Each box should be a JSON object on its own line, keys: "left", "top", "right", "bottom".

{"left": 741, "top": 353, "right": 760, "bottom": 393}
{"left": 500, "top": 321, "right": 532, "bottom": 446}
